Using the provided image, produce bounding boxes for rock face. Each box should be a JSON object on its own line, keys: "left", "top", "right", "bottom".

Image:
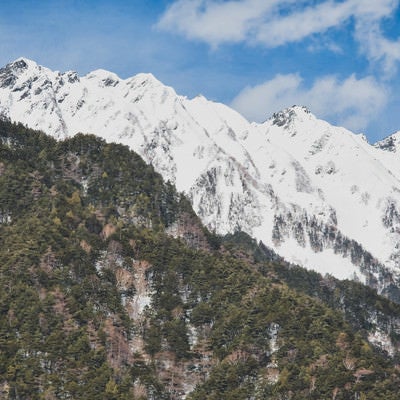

{"left": 2, "top": 58, "right": 400, "bottom": 295}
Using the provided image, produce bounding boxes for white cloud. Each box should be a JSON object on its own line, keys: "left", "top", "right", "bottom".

{"left": 157, "top": 0, "right": 400, "bottom": 72}
{"left": 230, "top": 74, "right": 388, "bottom": 132}
{"left": 231, "top": 74, "right": 302, "bottom": 121}
{"left": 355, "top": 18, "right": 400, "bottom": 77}
{"left": 307, "top": 39, "right": 343, "bottom": 54}
{"left": 157, "top": 0, "right": 302, "bottom": 47}
{"left": 254, "top": 0, "right": 356, "bottom": 47}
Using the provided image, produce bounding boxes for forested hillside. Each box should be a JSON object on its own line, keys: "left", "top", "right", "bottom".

{"left": 0, "top": 119, "right": 399, "bottom": 399}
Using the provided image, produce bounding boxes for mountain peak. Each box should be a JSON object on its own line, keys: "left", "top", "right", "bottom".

{"left": 0, "top": 58, "right": 53, "bottom": 91}
{"left": 374, "top": 130, "right": 400, "bottom": 152}
{"left": 85, "top": 69, "right": 121, "bottom": 87}
{"left": 270, "top": 105, "right": 314, "bottom": 128}
{"left": 7, "top": 57, "right": 43, "bottom": 75}
{"left": 130, "top": 72, "right": 163, "bottom": 87}
{"left": 11, "top": 56, "right": 38, "bottom": 67}
{"left": 0, "top": 58, "right": 35, "bottom": 88}
{"left": 290, "top": 105, "right": 312, "bottom": 115}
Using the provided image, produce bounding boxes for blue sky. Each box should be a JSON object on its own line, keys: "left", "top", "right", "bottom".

{"left": 1, "top": 0, "right": 400, "bottom": 142}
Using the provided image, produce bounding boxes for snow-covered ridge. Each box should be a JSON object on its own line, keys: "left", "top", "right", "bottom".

{"left": 375, "top": 131, "right": 400, "bottom": 153}
{"left": 2, "top": 58, "right": 400, "bottom": 296}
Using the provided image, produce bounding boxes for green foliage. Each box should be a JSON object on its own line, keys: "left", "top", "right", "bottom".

{"left": 0, "top": 120, "right": 399, "bottom": 399}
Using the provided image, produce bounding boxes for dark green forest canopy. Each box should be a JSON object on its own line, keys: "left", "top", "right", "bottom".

{"left": 0, "top": 119, "right": 399, "bottom": 399}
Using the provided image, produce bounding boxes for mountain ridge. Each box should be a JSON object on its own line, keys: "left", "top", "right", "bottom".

{"left": 2, "top": 58, "right": 400, "bottom": 297}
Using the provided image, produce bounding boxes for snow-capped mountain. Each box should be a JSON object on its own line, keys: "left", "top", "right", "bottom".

{"left": 2, "top": 58, "right": 400, "bottom": 296}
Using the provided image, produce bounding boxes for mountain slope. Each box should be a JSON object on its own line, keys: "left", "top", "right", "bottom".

{"left": 1, "top": 58, "right": 400, "bottom": 295}
{"left": 1, "top": 120, "right": 400, "bottom": 399}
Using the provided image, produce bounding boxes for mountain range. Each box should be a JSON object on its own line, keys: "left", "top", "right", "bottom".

{"left": 1, "top": 57, "right": 400, "bottom": 299}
